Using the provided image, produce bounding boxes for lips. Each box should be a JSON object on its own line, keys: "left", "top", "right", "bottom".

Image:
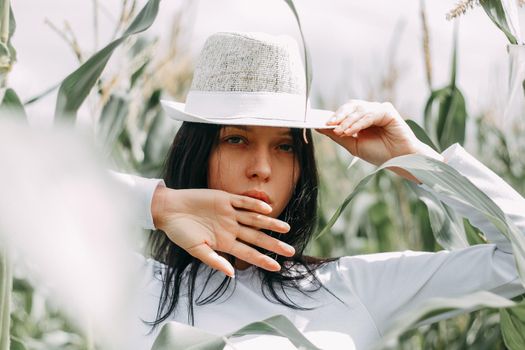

{"left": 241, "top": 190, "right": 272, "bottom": 205}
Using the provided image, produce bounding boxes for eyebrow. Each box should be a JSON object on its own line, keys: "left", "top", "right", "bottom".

{"left": 223, "top": 125, "right": 291, "bottom": 136}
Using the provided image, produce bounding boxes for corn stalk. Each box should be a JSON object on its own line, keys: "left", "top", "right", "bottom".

{"left": 0, "top": 246, "right": 12, "bottom": 350}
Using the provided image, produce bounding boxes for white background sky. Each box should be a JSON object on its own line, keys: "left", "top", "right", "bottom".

{"left": 9, "top": 0, "right": 525, "bottom": 134}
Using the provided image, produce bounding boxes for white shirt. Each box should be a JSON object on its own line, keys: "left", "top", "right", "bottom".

{"left": 121, "top": 144, "right": 525, "bottom": 350}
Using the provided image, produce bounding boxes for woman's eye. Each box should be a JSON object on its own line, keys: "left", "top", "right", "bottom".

{"left": 278, "top": 144, "right": 294, "bottom": 153}
{"left": 225, "top": 136, "right": 245, "bottom": 145}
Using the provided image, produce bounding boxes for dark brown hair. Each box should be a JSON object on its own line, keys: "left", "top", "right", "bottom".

{"left": 148, "top": 122, "right": 341, "bottom": 328}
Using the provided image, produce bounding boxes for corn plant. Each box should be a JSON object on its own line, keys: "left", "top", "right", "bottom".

{"left": 2, "top": 0, "right": 525, "bottom": 349}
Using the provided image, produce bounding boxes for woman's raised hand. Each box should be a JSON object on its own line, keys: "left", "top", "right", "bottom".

{"left": 151, "top": 186, "right": 295, "bottom": 277}
{"left": 317, "top": 99, "right": 443, "bottom": 167}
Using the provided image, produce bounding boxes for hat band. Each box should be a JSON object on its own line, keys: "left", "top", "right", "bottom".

{"left": 184, "top": 91, "right": 308, "bottom": 121}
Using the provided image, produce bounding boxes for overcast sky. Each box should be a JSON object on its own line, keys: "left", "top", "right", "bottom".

{"left": 9, "top": 0, "right": 525, "bottom": 131}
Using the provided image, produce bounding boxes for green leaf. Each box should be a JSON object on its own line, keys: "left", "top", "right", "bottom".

{"left": 377, "top": 291, "right": 516, "bottom": 349}
{"left": 54, "top": 0, "right": 160, "bottom": 121}
{"left": 317, "top": 153, "right": 525, "bottom": 288}
{"left": 23, "top": 81, "right": 61, "bottom": 105}
{"left": 449, "top": 22, "right": 458, "bottom": 90}
{"left": 0, "top": 88, "right": 26, "bottom": 119}
{"left": 0, "top": 248, "right": 12, "bottom": 350}
{"left": 130, "top": 60, "right": 149, "bottom": 89}
{"left": 500, "top": 301, "right": 525, "bottom": 350}
{"left": 282, "top": 0, "right": 312, "bottom": 117}
{"left": 152, "top": 314, "right": 321, "bottom": 350}
{"left": 480, "top": 0, "right": 519, "bottom": 45}
{"left": 228, "top": 315, "right": 321, "bottom": 350}
{"left": 97, "top": 95, "right": 129, "bottom": 153}
{"left": 463, "top": 218, "right": 488, "bottom": 245}
{"left": 408, "top": 182, "right": 469, "bottom": 250}
{"left": 2, "top": 1, "right": 16, "bottom": 39}
{"left": 9, "top": 337, "right": 27, "bottom": 350}
{"left": 0, "top": 2, "right": 17, "bottom": 71}
{"left": 438, "top": 86, "right": 467, "bottom": 149}
{"left": 151, "top": 322, "right": 225, "bottom": 350}
{"left": 406, "top": 119, "right": 440, "bottom": 152}
{"left": 423, "top": 26, "right": 467, "bottom": 150}
{"left": 383, "top": 154, "right": 525, "bottom": 286}
{"left": 7, "top": 6, "right": 16, "bottom": 62}
{"left": 315, "top": 171, "right": 374, "bottom": 240}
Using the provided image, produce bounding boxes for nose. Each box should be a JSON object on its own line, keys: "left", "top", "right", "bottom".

{"left": 246, "top": 147, "right": 272, "bottom": 181}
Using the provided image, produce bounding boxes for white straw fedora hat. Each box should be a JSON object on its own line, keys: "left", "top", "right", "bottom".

{"left": 160, "top": 31, "right": 335, "bottom": 129}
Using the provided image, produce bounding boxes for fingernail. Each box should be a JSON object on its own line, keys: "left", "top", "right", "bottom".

{"left": 285, "top": 244, "right": 295, "bottom": 255}
{"left": 267, "top": 258, "right": 281, "bottom": 271}
{"left": 227, "top": 266, "right": 235, "bottom": 278}
{"left": 329, "top": 115, "right": 337, "bottom": 123}
{"left": 281, "top": 222, "right": 291, "bottom": 231}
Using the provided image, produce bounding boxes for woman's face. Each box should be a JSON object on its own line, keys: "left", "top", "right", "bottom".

{"left": 208, "top": 125, "right": 301, "bottom": 218}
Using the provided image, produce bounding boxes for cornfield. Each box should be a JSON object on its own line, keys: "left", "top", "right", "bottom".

{"left": 0, "top": 0, "right": 524, "bottom": 349}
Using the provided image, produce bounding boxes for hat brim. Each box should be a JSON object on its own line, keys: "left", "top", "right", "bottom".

{"left": 160, "top": 100, "right": 336, "bottom": 129}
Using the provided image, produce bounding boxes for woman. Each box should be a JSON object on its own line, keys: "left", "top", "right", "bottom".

{"left": 129, "top": 32, "right": 525, "bottom": 349}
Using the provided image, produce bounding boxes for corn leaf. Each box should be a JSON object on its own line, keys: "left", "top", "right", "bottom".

{"left": 97, "top": 95, "right": 129, "bottom": 153}
{"left": 0, "top": 88, "right": 26, "bottom": 119}
{"left": 152, "top": 314, "right": 321, "bottom": 350}
{"left": 315, "top": 172, "right": 374, "bottom": 240}
{"left": 376, "top": 291, "right": 516, "bottom": 349}
{"left": 423, "top": 26, "right": 467, "bottom": 150}
{"left": 0, "top": 248, "right": 12, "bottom": 350}
{"left": 23, "top": 81, "right": 61, "bottom": 105}
{"left": 500, "top": 301, "right": 525, "bottom": 350}
{"left": 0, "top": 1, "right": 17, "bottom": 68}
{"left": 227, "top": 314, "right": 321, "bottom": 350}
{"left": 317, "top": 153, "right": 525, "bottom": 287}
{"left": 480, "top": 0, "right": 521, "bottom": 45}
{"left": 408, "top": 182, "right": 469, "bottom": 250}
{"left": 54, "top": 0, "right": 160, "bottom": 121}
{"left": 386, "top": 154, "right": 525, "bottom": 285}
{"left": 8, "top": 337, "right": 26, "bottom": 350}
{"left": 151, "top": 322, "right": 225, "bottom": 350}
{"left": 404, "top": 120, "right": 468, "bottom": 250}
{"left": 282, "top": 0, "right": 312, "bottom": 118}
{"left": 406, "top": 119, "right": 440, "bottom": 152}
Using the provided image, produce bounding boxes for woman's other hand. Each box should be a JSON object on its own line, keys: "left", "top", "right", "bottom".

{"left": 151, "top": 186, "right": 294, "bottom": 277}
{"left": 316, "top": 100, "right": 443, "bottom": 182}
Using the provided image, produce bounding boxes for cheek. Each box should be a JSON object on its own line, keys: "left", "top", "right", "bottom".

{"left": 207, "top": 148, "right": 237, "bottom": 191}
{"left": 274, "top": 159, "right": 301, "bottom": 215}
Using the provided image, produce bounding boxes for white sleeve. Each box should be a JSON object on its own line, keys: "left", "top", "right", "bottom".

{"left": 338, "top": 143, "right": 525, "bottom": 336}
{"left": 110, "top": 171, "right": 165, "bottom": 230}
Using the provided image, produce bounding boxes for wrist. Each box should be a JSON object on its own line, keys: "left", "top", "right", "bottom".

{"left": 387, "top": 141, "right": 444, "bottom": 184}
{"left": 151, "top": 185, "right": 169, "bottom": 230}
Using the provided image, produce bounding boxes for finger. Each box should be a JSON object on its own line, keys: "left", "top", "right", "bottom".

{"left": 186, "top": 243, "right": 235, "bottom": 277}
{"left": 343, "top": 113, "right": 377, "bottom": 136}
{"left": 231, "top": 195, "right": 272, "bottom": 214}
{"left": 237, "top": 226, "right": 295, "bottom": 257}
{"left": 334, "top": 111, "right": 364, "bottom": 135}
{"left": 228, "top": 241, "right": 281, "bottom": 272}
{"left": 327, "top": 103, "right": 358, "bottom": 125}
{"left": 236, "top": 211, "right": 290, "bottom": 233}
